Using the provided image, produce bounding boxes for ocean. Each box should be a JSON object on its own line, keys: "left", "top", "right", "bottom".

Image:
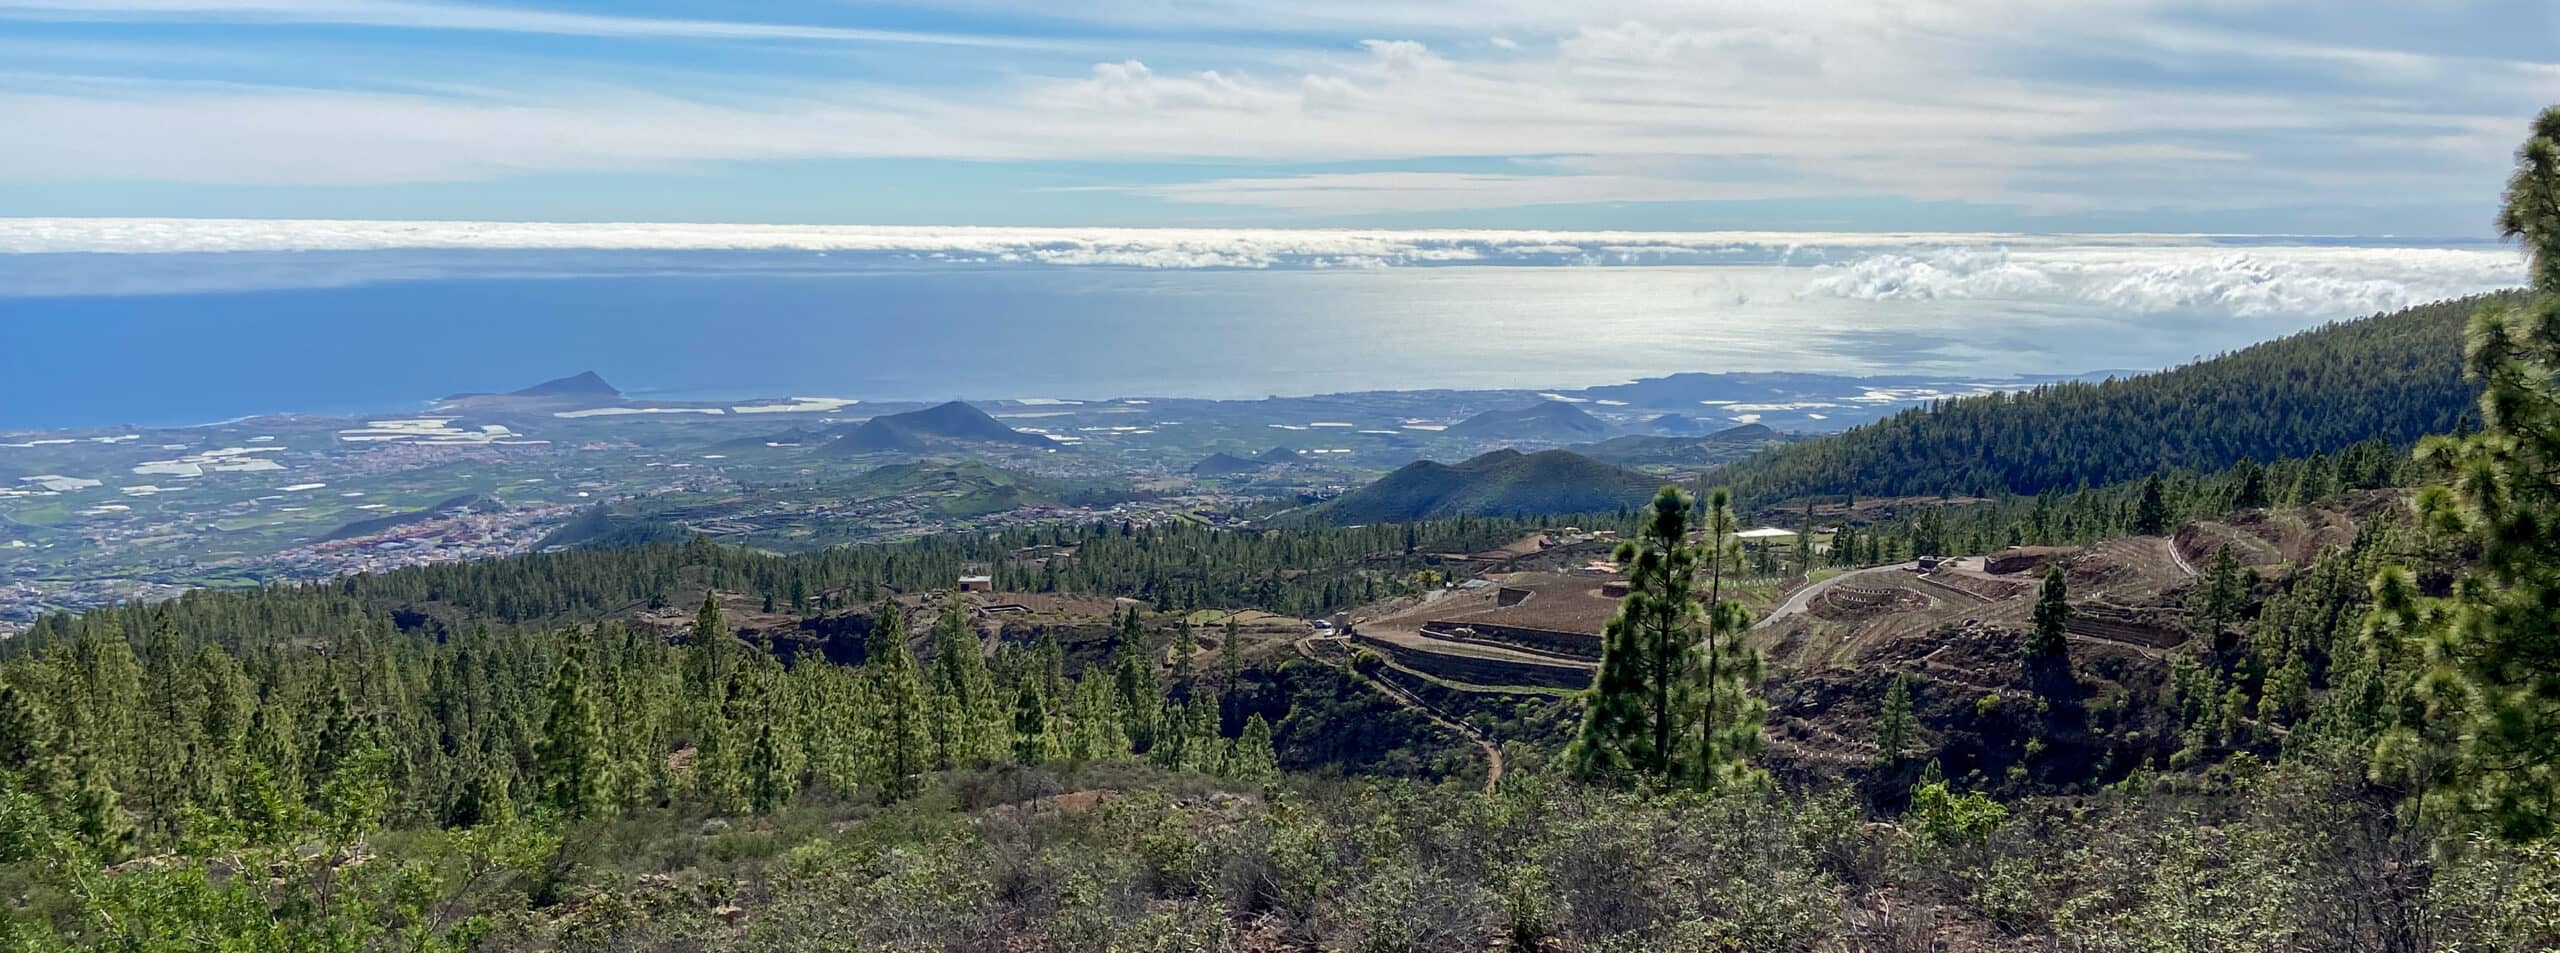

{"left": 0, "top": 236, "right": 2525, "bottom": 430}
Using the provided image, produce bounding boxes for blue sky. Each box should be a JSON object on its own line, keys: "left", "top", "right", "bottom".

{"left": 2, "top": 0, "right": 2556, "bottom": 232}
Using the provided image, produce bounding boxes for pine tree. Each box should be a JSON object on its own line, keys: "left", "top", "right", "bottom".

{"left": 2368, "top": 106, "right": 2560, "bottom": 841}
{"left": 746, "top": 721, "right": 790, "bottom": 814}
{"left": 691, "top": 593, "right": 734, "bottom": 693}
{"left": 1067, "top": 673, "right": 1128, "bottom": 762}
{"left": 1222, "top": 714, "right": 1280, "bottom": 788}
{"left": 690, "top": 688, "right": 744, "bottom": 811}
{"left": 67, "top": 621, "right": 144, "bottom": 792}
{"left": 864, "top": 602, "right": 934, "bottom": 802}
{"left": 536, "top": 651, "right": 606, "bottom": 819}
{"left": 1150, "top": 699, "right": 1194, "bottom": 771}
{"left": 2231, "top": 458, "right": 2270, "bottom": 509}
{"left": 314, "top": 714, "right": 391, "bottom": 844}
{"left": 191, "top": 647, "right": 253, "bottom": 806}
{"left": 1011, "top": 680, "right": 1054, "bottom": 766}
{"left": 1169, "top": 618, "right": 1198, "bottom": 690}
{"left": 2025, "top": 563, "right": 2071, "bottom": 659}
{"left": 247, "top": 703, "right": 304, "bottom": 819}
{"left": 0, "top": 682, "right": 63, "bottom": 798}
{"left": 1568, "top": 485, "right": 1704, "bottom": 782}
{"left": 2131, "top": 474, "right": 2170, "bottom": 535}
{"left": 1219, "top": 619, "right": 1245, "bottom": 693}
{"left": 928, "top": 600, "right": 1005, "bottom": 768}
{"left": 67, "top": 756, "right": 132, "bottom": 861}
{"left": 1034, "top": 629, "right": 1067, "bottom": 710}
{"left": 2189, "top": 545, "right": 2249, "bottom": 651}
{"left": 1692, "top": 487, "right": 1766, "bottom": 790}
{"left": 451, "top": 768, "right": 513, "bottom": 829}
{"left": 1874, "top": 673, "right": 1917, "bottom": 768}
{"left": 1113, "top": 641, "right": 1161, "bottom": 754}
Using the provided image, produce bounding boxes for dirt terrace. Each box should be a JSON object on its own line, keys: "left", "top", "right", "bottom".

{"left": 1348, "top": 572, "right": 1616, "bottom": 691}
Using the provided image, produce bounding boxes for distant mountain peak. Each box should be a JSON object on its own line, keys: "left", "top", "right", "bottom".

{"left": 1447, "top": 401, "right": 1611, "bottom": 439}
{"left": 1300, "top": 447, "right": 1649, "bottom": 524}
{"left": 510, "top": 371, "right": 621, "bottom": 399}
{"left": 817, "top": 399, "right": 1049, "bottom": 453}
{"left": 1190, "top": 451, "right": 1268, "bottom": 476}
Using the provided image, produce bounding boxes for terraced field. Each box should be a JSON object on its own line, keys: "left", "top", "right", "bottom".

{"left": 1345, "top": 573, "right": 1616, "bottom": 692}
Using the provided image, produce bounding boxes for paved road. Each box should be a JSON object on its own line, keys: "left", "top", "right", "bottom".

{"left": 1754, "top": 562, "right": 1920, "bottom": 630}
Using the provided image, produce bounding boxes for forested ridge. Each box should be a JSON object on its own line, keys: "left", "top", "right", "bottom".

{"left": 1717, "top": 293, "right": 2505, "bottom": 503}
{"left": 1816, "top": 435, "right": 2412, "bottom": 562}
{"left": 260, "top": 511, "right": 1552, "bottom": 629}
{"left": 1295, "top": 448, "right": 1653, "bottom": 525}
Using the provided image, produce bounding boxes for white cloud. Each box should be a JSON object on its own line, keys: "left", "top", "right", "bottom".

{"left": 0, "top": 217, "right": 2525, "bottom": 320}
{"left": 1799, "top": 244, "right": 2525, "bottom": 318}
{"left": 0, "top": 216, "right": 2234, "bottom": 258}
{"left": 0, "top": 0, "right": 1049, "bottom": 47}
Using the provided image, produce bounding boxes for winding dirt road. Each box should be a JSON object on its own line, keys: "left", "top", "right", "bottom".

{"left": 1297, "top": 633, "right": 1505, "bottom": 792}
{"left": 1754, "top": 562, "right": 1920, "bottom": 630}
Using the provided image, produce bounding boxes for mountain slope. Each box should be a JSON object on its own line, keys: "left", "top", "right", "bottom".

{"left": 842, "top": 460, "right": 1060, "bottom": 516}
{"left": 1715, "top": 294, "right": 2505, "bottom": 503}
{"left": 509, "top": 371, "right": 621, "bottom": 400}
{"left": 879, "top": 401, "right": 1052, "bottom": 445}
{"left": 814, "top": 401, "right": 1050, "bottom": 453}
{"left": 1446, "top": 401, "right": 1611, "bottom": 440}
{"left": 318, "top": 494, "right": 501, "bottom": 542}
{"left": 822, "top": 418, "right": 929, "bottom": 454}
{"left": 1300, "top": 449, "right": 1655, "bottom": 524}
{"left": 838, "top": 401, "right": 1049, "bottom": 447}
{"left": 1191, "top": 452, "right": 1268, "bottom": 476}
{"left": 440, "top": 370, "right": 628, "bottom": 410}
{"left": 1573, "top": 423, "right": 1782, "bottom": 468}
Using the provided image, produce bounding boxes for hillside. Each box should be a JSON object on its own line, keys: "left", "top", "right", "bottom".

{"left": 439, "top": 370, "right": 629, "bottom": 409}
{"left": 1446, "top": 400, "right": 1611, "bottom": 440}
{"left": 1573, "top": 423, "right": 1782, "bottom": 468}
{"left": 508, "top": 370, "right": 621, "bottom": 399}
{"left": 873, "top": 400, "right": 1051, "bottom": 445}
{"left": 1715, "top": 294, "right": 2506, "bottom": 503}
{"left": 1190, "top": 451, "right": 1268, "bottom": 476}
{"left": 841, "top": 460, "right": 1058, "bottom": 516}
{"left": 1299, "top": 448, "right": 1654, "bottom": 524}
{"left": 1648, "top": 413, "right": 1712, "bottom": 434}
{"left": 806, "top": 401, "right": 1050, "bottom": 454}
{"left": 822, "top": 417, "right": 930, "bottom": 453}
{"left": 317, "top": 493, "right": 501, "bottom": 542}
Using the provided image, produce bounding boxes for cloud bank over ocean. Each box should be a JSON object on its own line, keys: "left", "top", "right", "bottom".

{"left": 0, "top": 218, "right": 2525, "bottom": 320}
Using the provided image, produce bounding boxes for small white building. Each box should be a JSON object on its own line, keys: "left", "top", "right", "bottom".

{"left": 956, "top": 574, "right": 994, "bottom": 592}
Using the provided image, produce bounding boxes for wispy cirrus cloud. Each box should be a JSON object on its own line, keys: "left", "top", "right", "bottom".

{"left": 0, "top": 0, "right": 2551, "bottom": 229}
{"left": 0, "top": 0, "right": 1054, "bottom": 47}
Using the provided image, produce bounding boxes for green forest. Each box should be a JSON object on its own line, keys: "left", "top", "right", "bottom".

{"left": 1, "top": 112, "right": 2558, "bottom": 952}
{"left": 1715, "top": 291, "right": 2497, "bottom": 503}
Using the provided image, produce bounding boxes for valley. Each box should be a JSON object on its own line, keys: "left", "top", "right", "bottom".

{"left": 0, "top": 367, "right": 2040, "bottom": 629}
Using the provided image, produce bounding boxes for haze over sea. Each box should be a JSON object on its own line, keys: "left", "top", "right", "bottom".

{"left": 0, "top": 220, "right": 2529, "bottom": 430}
